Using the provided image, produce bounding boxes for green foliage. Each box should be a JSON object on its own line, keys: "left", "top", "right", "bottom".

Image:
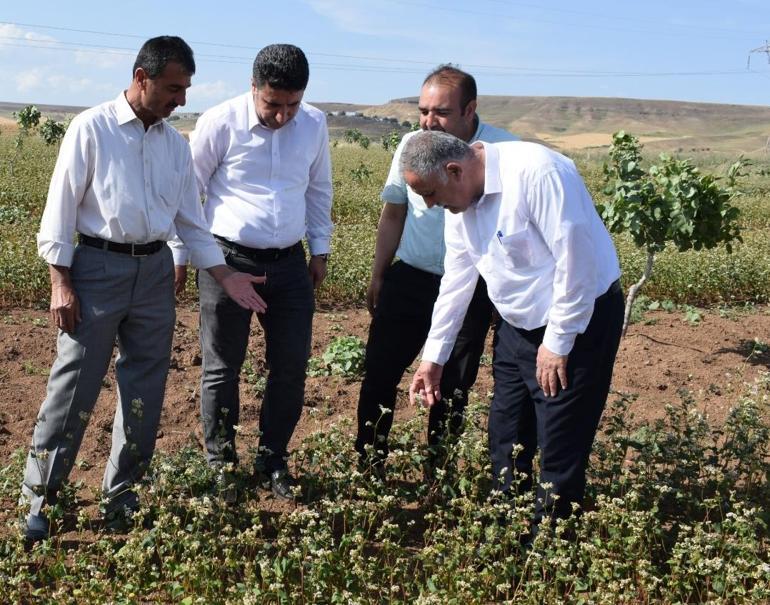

{"left": 601, "top": 131, "right": 744, "bottom": 256}
{"left": 38, "top": 118, "right": 67, "bottom": 146}
{"left": 343, "top": 128, "right": 370, "bottom": 149}
{"left": 0, "top": 374, "right": 768, "bottom": 602}
{"left": 348, "top": 162, "right": 372, "bottom": 183}
{"left": 381, "top": 129, "right": 403, "bottom": 152}
{"left": 1, "top": 133, "right": 769, "bottom": 308}
{"left": 14, "top": 105, "right": 41, "bottom": 132}
{"left": 308, "top": 335, "right": 366, "bottom": 378}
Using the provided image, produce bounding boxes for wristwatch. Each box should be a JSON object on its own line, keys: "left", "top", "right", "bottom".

{"left": 314, "top": 253, "right": 330, "bottom": 262}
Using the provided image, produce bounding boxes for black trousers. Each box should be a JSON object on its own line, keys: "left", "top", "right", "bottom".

{"left": 198, "top": 241, "right": 314, "bottom": 473}
{"left": 355, "top": 260, "right": 494, "bottom": 462}
{"left": 489, "top": 286, "right": 624, "bottom": 526}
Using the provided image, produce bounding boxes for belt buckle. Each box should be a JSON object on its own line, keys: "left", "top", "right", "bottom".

{"left": 131, "top": 243, "right": 148, "bottom": 257}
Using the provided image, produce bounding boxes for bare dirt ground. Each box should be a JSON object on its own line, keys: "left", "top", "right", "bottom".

{"left": 1, "top": 303, "right": 769, "bottom": 511}
{"left": 534, "top": 131, "right": 678, "bottom": 150}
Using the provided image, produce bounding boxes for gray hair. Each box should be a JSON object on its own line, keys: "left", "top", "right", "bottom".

{"left": 400, "top": 130, "right": 473, "bottom": 180}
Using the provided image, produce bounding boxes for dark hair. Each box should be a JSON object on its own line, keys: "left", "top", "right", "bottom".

{"left": 133, "top": 36, "right": 195, "bottom": 79}
{"left": 252, "top": 44, "right": 309, "bottom": 91}
{"left": 423, "top": 64, "right": 477, "bottom": 110}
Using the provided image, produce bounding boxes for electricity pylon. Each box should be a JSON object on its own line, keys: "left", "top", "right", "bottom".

{"left": 747, "top": 40, "right": 770, "bottom": 69}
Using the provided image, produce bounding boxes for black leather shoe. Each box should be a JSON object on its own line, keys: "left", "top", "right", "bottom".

{"left": 23, "top": 513, "right": 50, "bottom": 544}
{"left": 269, "top": 469, "right": 300, "bottom": 501}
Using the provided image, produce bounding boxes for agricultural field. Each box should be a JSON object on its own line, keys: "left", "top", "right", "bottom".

{"left": 0, "top": 132, "right": 769, "bottom": 603}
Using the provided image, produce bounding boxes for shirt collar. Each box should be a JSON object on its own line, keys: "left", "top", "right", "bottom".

{"left": 115, "top": 91, "right": 165, "bottom": 130}
{"left": 246, "top": 90, "right": 260, "bottom": 131}
{"left": 479, "top": 142, "right": 502, "bottom": 204}
{"left": 469, "top": 114, "right": 482, "bottom": 143}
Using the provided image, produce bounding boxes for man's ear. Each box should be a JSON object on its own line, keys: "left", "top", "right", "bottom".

{"left": 134, "top": 67, "right": 148, "bottom": 90}
{"left": 462, "top": 99, "right": 477, "bottom": 119}
{"left": 446, "top": 161, "right": 463, "bottom": 181}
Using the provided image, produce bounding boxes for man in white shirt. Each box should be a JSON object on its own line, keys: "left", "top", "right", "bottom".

{"left": 356, "top": 65, "right": 517, "bottom": 478}
{"left": 173, "top": 44, "right": 333, "bottom": 500}
{"left": 22, "top": 36, "right": 266, "bottom": 544}
{"left": 405, "top": 130, "right": 624, "bottom": 537}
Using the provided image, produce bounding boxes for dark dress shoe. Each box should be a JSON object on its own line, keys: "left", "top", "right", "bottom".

{"left": 270, "top": 469, "right": 300, "bottom": 501}
{"left": 23, "top": 513, "right": 50, "bottom": 544}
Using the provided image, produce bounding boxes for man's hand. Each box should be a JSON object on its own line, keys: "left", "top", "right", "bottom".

{"left": 366, "top": 275, "right": 383, "bottom": 316}
{"left": 409, "top": 361, "right": 444, "bottom": 407}
{"left": 48, "top": 265, "right": 80, "bottom": 333}
{"left": 207, "top": 265, "right": 267, "bottom": 312}
{"left": 174, "top": 265, "right": 188, "bottom": 296}
{"left": 308, "top": 255, "right": 328, "bottom": 289}
{"left": 536, "top": 344, "right": 568, "bottom": 397}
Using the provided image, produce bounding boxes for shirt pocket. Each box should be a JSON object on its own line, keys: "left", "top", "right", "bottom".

{"left": 158, "top": 169, "right": 182, "bottom": 211}
{"left": 496, "top": 228, "right": 534, "bottom": 269}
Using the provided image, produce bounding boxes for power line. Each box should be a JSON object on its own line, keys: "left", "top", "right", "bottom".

{"left": 1, "top": 36, "right": 760, "bottom": 81}
{"left": 0, "top": 29, "right": 754, "bottom": 78}
{"left": 389, "top": 0, "right": 765, "bottom": 40}
{"left": 477, "top": 0, "right": 765, "bottom": 37}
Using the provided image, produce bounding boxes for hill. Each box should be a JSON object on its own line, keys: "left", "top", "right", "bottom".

{"left": 2, "top": 96, "right": 769, "bottom": 154}
{"left": 366, "top": 96, "right": 770, "bottom": 154}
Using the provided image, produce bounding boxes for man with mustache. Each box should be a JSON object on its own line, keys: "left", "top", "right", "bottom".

{"left": 355, "top": 65, "right": 517, "bottom": 479}
{"left": 21, "top": 36, "right": 266, "bottom": 544}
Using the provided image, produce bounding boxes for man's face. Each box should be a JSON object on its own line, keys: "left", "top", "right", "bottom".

{"left": 252, "top": 82, "right": 304, "bottom": 129}
{"left": 138, "top": 61, "right": 191, "bottom": 121}
{"left": 404, "top": 167, "right": 475, "bottom": 214}
{"left": 418, "top": 83, "right": 476, "bottom": 141}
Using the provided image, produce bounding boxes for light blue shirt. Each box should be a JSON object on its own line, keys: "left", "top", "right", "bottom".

{"left": 381, "top": 119, "right": 518, "bottom": 275}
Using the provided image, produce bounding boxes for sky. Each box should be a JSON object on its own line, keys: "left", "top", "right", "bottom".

{"left": 1, "top": 0, "right": 769, "bottom": 113}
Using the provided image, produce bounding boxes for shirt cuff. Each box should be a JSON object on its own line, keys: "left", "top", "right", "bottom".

{"left": 170, "top": 246, "right": 190, "bottom": 266}
{"left": 37, "top": 238, "right": 75, "bottom": 267}
{"left": 421, "top": 337, "right": 453, "bottom": 366}
{"left": 542, "top": 326, "right": 577, "bottom": 357}
{"left": 189, "top": 244, "right": 226, "bottom": 270}
{"left": 307, "top": 238, "right": 330, "bottom": 257}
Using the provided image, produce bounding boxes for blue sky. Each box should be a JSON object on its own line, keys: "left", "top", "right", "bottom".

{"left": 1, "top": 0, "right": 769, "bottom": 112}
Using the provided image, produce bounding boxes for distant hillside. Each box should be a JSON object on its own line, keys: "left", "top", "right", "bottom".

{"left": 3, "top": 96, "right": 769, "bottom": 154}
{"left": 364, "top": 96, "right": 770, "bottom": 154}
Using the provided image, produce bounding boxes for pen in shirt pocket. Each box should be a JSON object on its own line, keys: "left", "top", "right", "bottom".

{"left": 496, "top": 230, "right": 504, "bottom": 244}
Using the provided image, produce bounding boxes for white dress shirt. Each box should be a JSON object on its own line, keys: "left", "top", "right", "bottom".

{"left": 381, "top": 120, "right": 518, "bottom": 275}
{"left": 423, "top": 141, "right": 621, "bottom": 364}
{"left": 172, "top": 92, "right": 333, "bottom": 265}
{"left": 37, "top": 92, "right": 225, "bottom": 269}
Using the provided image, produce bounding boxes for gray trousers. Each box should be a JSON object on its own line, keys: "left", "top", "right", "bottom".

{"left": 21, "top": 243, "right": 175, "bottom": 516}
{"left": 198, "top": 242, "right": 314, "bottom": 473}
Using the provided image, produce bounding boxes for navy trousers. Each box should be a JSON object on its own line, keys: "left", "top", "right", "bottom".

{"left": 488, "top": 286, "right": 623, "bottom": 525}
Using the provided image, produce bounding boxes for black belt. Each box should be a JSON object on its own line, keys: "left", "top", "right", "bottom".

{"left": 78, "top": 234, "right": 165, "bottom": 256}
{"left": 596, "top": 279, "right": 622, "bottom": 303}
{"left": 215, "top": 235, "right": 303, "bottom": 261}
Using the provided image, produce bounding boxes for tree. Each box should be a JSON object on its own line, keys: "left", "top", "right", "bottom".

{"left": 9, "top": 105, "right": 41, "bottom": 174}
{"left": 39, "top": 118, "right": 67, "bottom": 146}
{"left": 600, "top": 131, "right": 745, "bottom": 335}
{"left": 381, "top": 130, "right": 402, "bottom": 152}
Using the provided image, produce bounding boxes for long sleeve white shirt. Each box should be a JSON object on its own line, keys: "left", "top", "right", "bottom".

{"left": 423, "top": 141, "right": 621, "bottom": 364}
{"left": 37, "top": 92, "right": 225, "bottom": 269}
{"left": 171, "top": 92, "right": 333, "bottom": 264}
